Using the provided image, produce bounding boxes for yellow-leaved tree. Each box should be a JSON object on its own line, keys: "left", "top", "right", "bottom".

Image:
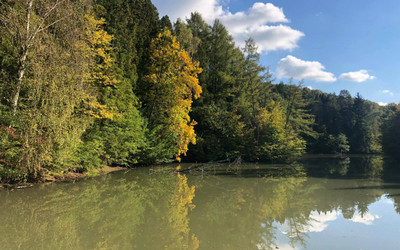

{"left": 144, "top": 30, "right": 202, "bottom": 161}
{"left": 167, "top": 171, "right": 199, "bottom": 249}
{"left": 83, "top": 14, "right": 119, "bottom": 120}
{"left": 255, "top": 101, "right": 306, "bottom": 161}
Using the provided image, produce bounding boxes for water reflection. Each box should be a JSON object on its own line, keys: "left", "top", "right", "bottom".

{"left": 0, "top": 169, "right": 199, "bottom": 250}
{"left": 187, "top": 155, "right": 400, "bottom": 249}
{"left": 0, "top": 155, "right": 400, "bottom": 249}
{"left": 299, "top": 155, "right": 385, "bottom": 178}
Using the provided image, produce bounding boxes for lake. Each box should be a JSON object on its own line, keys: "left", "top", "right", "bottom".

{"left": 1, "top": 155, "right": 400, "bottom": 249}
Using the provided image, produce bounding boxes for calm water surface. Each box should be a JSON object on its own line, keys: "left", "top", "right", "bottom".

{"left": 1, "top": 155, "right": 400, "bottom": 250}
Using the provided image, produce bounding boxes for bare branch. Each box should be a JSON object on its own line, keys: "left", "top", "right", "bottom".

{"left": 27, "top": 0, "right": 69, "bottom": 47}
{"left": 42, "top": 0, "right": 66, "bottom": 20}
{"left": 37, "top": 13, "right": 72, "bottom": 33}
{"left": 27, "top": 12, "right": 73, "bottom": 48}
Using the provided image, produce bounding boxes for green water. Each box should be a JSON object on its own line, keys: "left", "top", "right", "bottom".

{"left": 1, "top": 155, "right": 400, "bottom": 250}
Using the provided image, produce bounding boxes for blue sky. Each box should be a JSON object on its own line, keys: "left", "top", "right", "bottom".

{"left": 152, "top": 0, "right": 400, "bottom": 105}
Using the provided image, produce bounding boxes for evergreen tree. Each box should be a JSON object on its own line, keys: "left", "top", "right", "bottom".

{"left": 185, "top": 17, "right": 247, "bottom": 161}
{"left": 94, "top": 0, "right": 160, "bottom": 88}
{"left": 160, "top": 15, "right": 173, "bottom": 31}
{"left": 350, "top": 93, "right": 381, "bottom": 153}
{"left": 382, "top": 104, "right": 400, "bottom": 159}
{"left": 174, "top": 18, "right": 201, "bottom": 57}
{"left": 275, "top": 82, "right": 317, "bottom": 140}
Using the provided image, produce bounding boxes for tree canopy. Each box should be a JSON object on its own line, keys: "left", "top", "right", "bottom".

{"left": 0, "top": 0, "right": 398, "bottom": 183}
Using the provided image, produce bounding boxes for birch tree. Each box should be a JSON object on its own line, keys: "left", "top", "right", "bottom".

{"left": 0, "top": 0, "right": 87, "bottom": 115}
{"left": 0, "top": 1, "right": 112, "bottom": 180}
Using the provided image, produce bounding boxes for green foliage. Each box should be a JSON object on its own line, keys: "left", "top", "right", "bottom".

{"left": 77, "top": 15, "right": 147, "bottom": 168}
{"left": 0, "top": 127, "right": 27, "bottom": 183}
{"left": 336, "top": 133, "right": 351, "bottom": 154}
{"left": 160, "top": 15, "right": 173, "bottom": 32}
{"left": 274, "top": 82, "right": 317, "bottom": 139}
{"left": 382, "top": 105, "right": 400, "bottom": 159}
{"left": 79, "top": 102, "right": 146, "bottom": 168}
{"left": 0, "top": 0, "right": 99, "bottom": 181}
{"left": 350, "top": 94, "right": 382, "bottom": 153}
{"left": 0, "top": 25, "right": 19, "bottom": 113}
{"left": 302, "top": 88, "right": 383, "bottom": 154}
{"left": 184, "top": 16, "right": 309, "bottom": 162}
{"left": 174, "top": 18, "right": 201, "bottom": 57}
{"left": 255, "top": 103, "right": 306, "bottom": 161}
{"left": 188, "top": 105, "right": 247, "bottom": 161}
{"left": 76, "top": 138, "right": 105, "bottom": 171}
{"left": 184, "top": 16, "right": 248, "bottom": 161}
{"left": 94, "top": 0, "right": 160, "bottom": 89}
{"left": 313, "top": 130, "right": 350, "bottom": 154}
{"left": 0, "top": 3, "right": 397, "bottom": 183}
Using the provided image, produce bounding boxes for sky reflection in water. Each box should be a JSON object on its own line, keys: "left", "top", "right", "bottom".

{"left": 1, "top": 155, "right": 400, "bottom": 250}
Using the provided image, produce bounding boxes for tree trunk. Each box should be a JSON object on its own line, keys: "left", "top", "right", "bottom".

{"left": 12, "top": 0, "right": 33, "bottom": 115}
{"left": 12, "top": 52, "right": 28, "bottom": 115}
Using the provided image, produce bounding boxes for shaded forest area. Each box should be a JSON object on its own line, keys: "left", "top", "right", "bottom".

{"left": 0, "top": 0, "right": 399, "bottom": 183}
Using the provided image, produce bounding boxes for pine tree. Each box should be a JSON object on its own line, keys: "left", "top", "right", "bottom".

{"left": 382, "top": 104, "right": 400, "bottom": 159}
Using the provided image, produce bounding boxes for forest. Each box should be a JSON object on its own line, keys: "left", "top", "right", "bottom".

{"left": 0, "top": 0, "right": 399, "bottom": 184}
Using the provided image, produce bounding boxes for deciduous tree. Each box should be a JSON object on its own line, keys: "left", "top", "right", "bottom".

{"left": 143, "top": 30, "right": 202, "bottom": 161}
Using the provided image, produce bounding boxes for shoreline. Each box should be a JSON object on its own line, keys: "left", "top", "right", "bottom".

{"left": 0, "top": 166, "right": 127, "bottom": 190}
{"left": 1, "top": 154, "right": 393, "bottom": 189}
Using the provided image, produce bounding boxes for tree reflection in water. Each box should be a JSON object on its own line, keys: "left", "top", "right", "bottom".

{"left": 0, "top": 167, "right": 199, "bottom": 250}
{"left": 0, "top": 155, "right": 400, "bottom": 249}
{"left": 189, "top": 155, "right": 400, "bottom": 249}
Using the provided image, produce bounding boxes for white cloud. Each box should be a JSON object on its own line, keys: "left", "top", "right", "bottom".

{"left": 279, "top": 211, "right": 339, "bottom": 236}
{"left": 218, "top": 3, "right": 304, "bottom": 52}
{"left": 232, "top": 24, "right": 304, "bottom": 52}
{"left": 219, "top": 2, "right": 289, "bottom": 32}
{"left": 350, "top": 212, "right": 381, "bottom": 225}
{"left": 152, "top": 0, "right": 223, "bottom": 22}
{"left": 306, "top": 86, "right": 313, "bottom": 90}
{"left": 276, "top": 55, "right": 337, "bottom": 82}
{"left": 378, "top": 102, "right": 389, "bottom": 106}
{"left": 383, "top": 197, "right": 394, "bottom": 204}
{"left": 303, "top": 211, "right": 339, "bottom": 233}
{"left": 339, "top": 70, "right": 376, "bottom": 83}
{"left": 152, "top": 1, "right": 304, "bottom": 53}
{"left": 381, "top": 90, "right": 394, "bottom": 96}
